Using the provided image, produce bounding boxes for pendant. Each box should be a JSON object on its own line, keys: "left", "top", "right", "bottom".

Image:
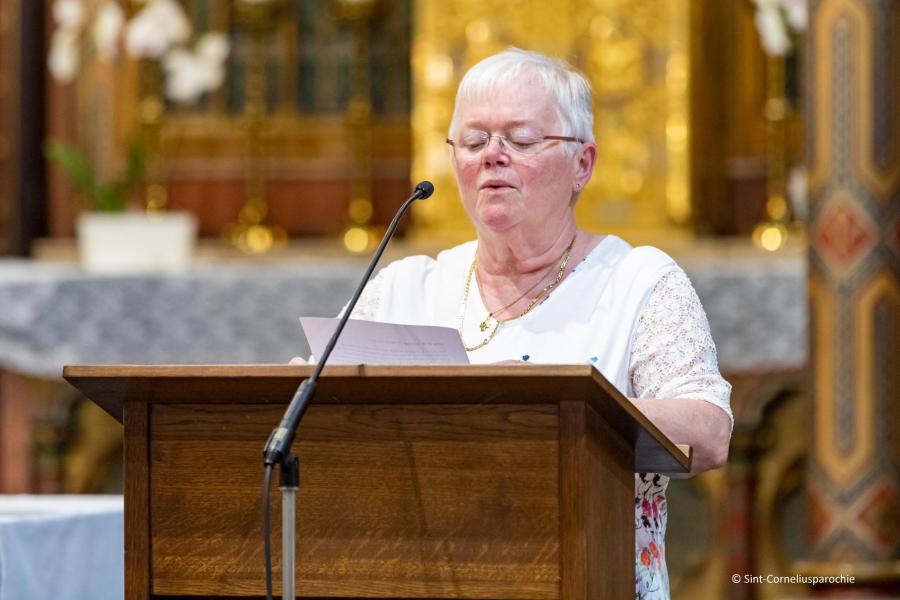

{"left": 479, "top": 314, "right": 493, "bottom": 332}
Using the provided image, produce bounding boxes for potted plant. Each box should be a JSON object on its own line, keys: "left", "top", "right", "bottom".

{"left": 45, "top": 0, "right": 228, "bottom": 273}
{"left": 45, "top": 136, "right": 199, "bottom": 273}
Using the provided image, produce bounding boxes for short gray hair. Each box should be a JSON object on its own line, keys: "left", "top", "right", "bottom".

{"left": 448, "top": 47, "right": 595, "bottom": 144}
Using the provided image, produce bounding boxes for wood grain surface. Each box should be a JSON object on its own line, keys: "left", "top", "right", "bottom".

{"left": 558, "top": 401, "right": 634, "bottom": 599}
{"left": 123, "top": 401, "right": 150, "bottom": 600}
{"left": 150, "top": 403, "right": 560, "bottom": 598}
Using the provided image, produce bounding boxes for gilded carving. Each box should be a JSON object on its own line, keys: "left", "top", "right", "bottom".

{"left": 411, "top": 0, "right": 691, "bottom": 243}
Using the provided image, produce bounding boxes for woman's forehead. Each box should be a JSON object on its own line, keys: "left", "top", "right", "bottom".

{"left": 456, "top": 80, "right": 560, "bottom": 127}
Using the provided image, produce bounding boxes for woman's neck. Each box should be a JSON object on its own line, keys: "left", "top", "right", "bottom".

{"left": 475, "top": 222, "right": 579, "bottom": 279}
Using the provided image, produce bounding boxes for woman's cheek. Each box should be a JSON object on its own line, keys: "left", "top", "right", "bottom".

{"left": 456, "top": 161, "right": 479, "bottom": 188}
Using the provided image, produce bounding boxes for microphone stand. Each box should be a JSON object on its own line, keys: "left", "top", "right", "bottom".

{"left": 262, "top": 181, "right": 434, "bottom": 600}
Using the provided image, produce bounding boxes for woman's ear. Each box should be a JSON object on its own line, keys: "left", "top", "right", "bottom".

{"left": 574, "top": 141, "right": 597, "bottom": 190}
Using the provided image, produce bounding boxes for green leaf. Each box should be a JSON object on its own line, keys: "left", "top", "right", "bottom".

{"left": 123, "top": 139, "right": 146, "bottom": 190}
{"left": 44, "top": 138, "right": 148, "bottom": 211}
{"left": 95, "top": 183, "right": 126, "bottom": 212}
{"left": 43, "top": 139, "right": 97, "bottom": 204}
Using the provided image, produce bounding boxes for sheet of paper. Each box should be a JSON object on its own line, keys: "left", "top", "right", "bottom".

{"left": 299, "top": 317, "right": 470, "bottom": 365}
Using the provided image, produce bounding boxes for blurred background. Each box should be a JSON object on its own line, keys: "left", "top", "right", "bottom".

{"left": 0, "top": 1, "right": 897, "bottom": 599}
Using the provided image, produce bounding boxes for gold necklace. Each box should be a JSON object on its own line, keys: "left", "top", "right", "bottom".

{"left": 475, "top": 262, "right": 556, "bottom": 332}
{"left": 459, "top": 234, "right": 576, "bottom": 352}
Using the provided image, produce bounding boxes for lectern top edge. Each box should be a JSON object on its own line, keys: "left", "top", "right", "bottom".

{"left": 63, "top": 363, "right": 692, "bottom": 474}
{"left": 62, "top": 363, "right": 596, "bottom": 378}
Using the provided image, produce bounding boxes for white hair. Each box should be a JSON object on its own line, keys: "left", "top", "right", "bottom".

{"left": 448, "top": 47, "right": 595, "bottom": 144}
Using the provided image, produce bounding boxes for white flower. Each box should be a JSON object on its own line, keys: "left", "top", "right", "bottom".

{"left": 125, "top": 0, "right": 191, "bottom": 59}
{"left": 754, "top": 2, "right": 791, "bottom": 56}
{"left": 787, "top": 165, "right": 808, "bottom": 221}
{"left": 197, "top": 32, "right": 230, "bottom": 64}
{"left": 49, "top": 0, "right": 230, "bottom": 102}
{"left": 162, "top": 32, "right": 230, "bottom": 103}
{"left": 778, "top": 0, "right": 807, "bottom": 31}
{"left": 53, "top": 0, "right": 85, "bottom": 31}
{"left": 92, "top": 1, "right": 124, "bottom": 61}
{"left": 125, "top": 16, "right": 167, "bottom": 58}
{"left": 750, "top": 0, "right": 806, "bottom": 56}
{"left": 163, "top": 49, "right": 204, "bottom": 102}
{"left": 48, "top": 29, "right": 80, "bottom": 82}
{"left": 162, "top": 49, "right": 219, "bottom": 103}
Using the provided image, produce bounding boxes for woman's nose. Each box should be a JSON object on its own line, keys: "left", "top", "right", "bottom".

{"left": 482, "top": 135, "right": 509, "bottom": 165}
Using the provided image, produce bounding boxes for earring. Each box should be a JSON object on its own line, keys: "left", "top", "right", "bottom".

{"left": 574, "top": 183, "right": 581, "bottom": 191}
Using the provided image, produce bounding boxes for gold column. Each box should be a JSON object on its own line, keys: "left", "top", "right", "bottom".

{"left": 411, "top": 0, "right": 692, "bottom": 245}
{"left": 125, "top": 0, "right": 168, "bottom": 213}
{"left": 799, "top": 0, "right": 900, "bottom": 589}
{"left": 752, "top": 52, "right": 791, "bottom": 251}
{"left": 334, "top": 0, "right": 381, "bottom": 253}
{"left": 227, "top": 0, "right": 288, "bottom": 253}
{"left": 138, "top": 60, "right": 167, "bottom": 212}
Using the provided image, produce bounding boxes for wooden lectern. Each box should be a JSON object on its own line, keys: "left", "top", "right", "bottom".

{"left": 64, "top": 364, "right": 691, "bottom": 600}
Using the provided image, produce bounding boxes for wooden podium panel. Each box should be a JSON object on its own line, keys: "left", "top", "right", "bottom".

{"left": 65, "top": 364, "right": 690, "bottom": 600}
{"left": 151, "top": 402, "right": 563, "bottom": 597}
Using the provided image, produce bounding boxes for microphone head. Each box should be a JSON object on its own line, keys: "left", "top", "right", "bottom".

{"left": 414, "top": 181, "right": 435, "bottom": 199}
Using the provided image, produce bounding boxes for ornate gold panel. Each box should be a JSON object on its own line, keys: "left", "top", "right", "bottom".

{"left": 808, "top": 270, "right": 876, "bottom": 490}
{"left": 809, "top": 0, "right": 900, "bottom": 199}
{"left": 807, "top": 0, "right": 900, "bottom": 570}
{"left": 411, "top": 0, "right": 692, "bottom": 244}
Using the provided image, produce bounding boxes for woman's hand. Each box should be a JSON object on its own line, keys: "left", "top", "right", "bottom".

{"left": 630, "top": 397, "right": 731, "bottom": 477}
{"left": 289, "top": 356, "right": 309, "bottom": 365}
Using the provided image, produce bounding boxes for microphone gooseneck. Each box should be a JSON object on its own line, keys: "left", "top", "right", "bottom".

{"left": 262, "top": 181, "right": 434, "bottom": 466}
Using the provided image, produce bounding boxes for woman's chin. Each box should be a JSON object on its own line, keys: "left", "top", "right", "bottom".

{"left": 474, "top": 196, "right": 521, "bottom": 231}
{"left": 477, "top": 209, "right": 518, "bottom": 232}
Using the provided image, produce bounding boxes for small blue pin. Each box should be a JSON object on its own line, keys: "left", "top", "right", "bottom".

{"left": 522, "top": 354, "right": 530, "bottom": 362}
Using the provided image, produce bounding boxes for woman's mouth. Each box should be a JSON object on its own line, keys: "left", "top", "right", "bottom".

{"left": 480, "top": 180, "right": 514, "bottom": 190}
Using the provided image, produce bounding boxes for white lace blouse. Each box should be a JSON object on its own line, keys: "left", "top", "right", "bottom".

{"left": 347, "top": 234, "right": 732, "bottom": 600}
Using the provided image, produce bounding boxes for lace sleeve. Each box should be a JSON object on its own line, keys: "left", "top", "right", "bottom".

{"left": 341, "top": 268, "right": 385, "bottom": 320}
{"left": 629, "top": 269, "right": 733, "bottom": 427}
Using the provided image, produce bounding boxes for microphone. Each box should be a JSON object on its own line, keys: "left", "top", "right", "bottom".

{"left": 263, "top": 181, "right": 434, "bottom": 466}
{"left": 414, "top": 180, "right": 434, "bottom": 199}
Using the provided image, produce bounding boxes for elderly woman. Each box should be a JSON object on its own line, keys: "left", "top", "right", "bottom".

{"left": 300, "top": 48, "right": 731, "bottom": 599}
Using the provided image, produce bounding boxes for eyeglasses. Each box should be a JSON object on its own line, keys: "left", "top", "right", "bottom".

{"left": 446, "top": 131, "right": 584, "bottom": 158}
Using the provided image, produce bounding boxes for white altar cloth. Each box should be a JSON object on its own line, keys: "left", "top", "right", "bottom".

{"left": 0, "top": 495, "right": 123, "bottom": 600}
{"left": 0, "top": 250, "right": 805, "bottom": 378}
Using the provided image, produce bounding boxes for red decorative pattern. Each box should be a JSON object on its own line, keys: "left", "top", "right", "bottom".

{"left": 886, "top": 213, "right": 900, "bottom": 262}
{"left": 855, "top": 480, "right": 900, "bottom": 554}
{"left": 813, "top": 193, "right": 878, "bottom": 274}
{"left": 808, "top": 488, "right": 832, "bottom": 548}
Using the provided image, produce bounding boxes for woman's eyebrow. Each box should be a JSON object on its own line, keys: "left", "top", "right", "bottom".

{"left": 460, "top": 119, "right": 539, "bottom": 131}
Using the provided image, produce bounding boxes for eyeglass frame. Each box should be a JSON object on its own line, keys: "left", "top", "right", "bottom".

{"left": 446, "top": 132, "right": 585, "bottom": 157}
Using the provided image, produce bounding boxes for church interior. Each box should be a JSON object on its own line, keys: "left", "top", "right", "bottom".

{"left": 0, "top": 1, "right": 897, "bottom": 598}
